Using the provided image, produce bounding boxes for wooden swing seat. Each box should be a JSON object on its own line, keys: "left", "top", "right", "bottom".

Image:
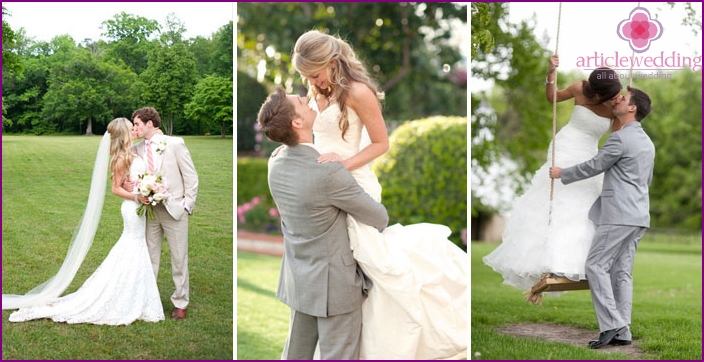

{"left": 531, "top": 273, "right": 590, "bottom": 293}
{"left": 524, "top": 273, "right": 590, "bottom": 304}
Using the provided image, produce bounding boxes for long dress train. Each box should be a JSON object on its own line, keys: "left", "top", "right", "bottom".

{"left": 483, "top": 105, "right": 611, "bottom": 291}
{"left": 312, "top": 101, "right": 468, "bottom": 359}
{"left": 7, "top": 157, "right": 164, "bottom": 325}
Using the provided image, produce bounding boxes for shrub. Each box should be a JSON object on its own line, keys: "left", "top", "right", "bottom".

{"left": 237, "top": 158, "right": 282, "bottom": 234}
{"left": 372, "top": 116, "right": 467, "bottom": 249}
{"left": 237, "top": 195, "right": 281, "bottom": 234}
{"left": 236, "top": 157, "right": 272, "bottom": 203}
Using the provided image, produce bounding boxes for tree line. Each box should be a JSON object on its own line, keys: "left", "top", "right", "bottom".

{"left": 2, "top": 8, "right": 233, "bottom": 137}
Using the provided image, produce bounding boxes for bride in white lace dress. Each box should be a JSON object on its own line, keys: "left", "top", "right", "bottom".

{"left": 483, "top": 57, "right": 624, "bottom": 294}
{"left": 293, "top": 30, "right": 467, "bottom": 359}
{"left": 3, "top": 118, "right": 164, "bottom": 325}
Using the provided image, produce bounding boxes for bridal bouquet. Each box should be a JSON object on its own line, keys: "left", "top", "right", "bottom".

{"left": 134, "top": 172, "right": 170, "bottom": 220}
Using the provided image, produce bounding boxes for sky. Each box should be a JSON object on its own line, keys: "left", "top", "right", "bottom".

{"left": 2, "top": 2, "right": 235, "bottom": 42}
{"left": 473, "top": 1, "right": 702, "bottom": 92}
{"left": 510, "top": 2, "right": 702, "bottom": 69}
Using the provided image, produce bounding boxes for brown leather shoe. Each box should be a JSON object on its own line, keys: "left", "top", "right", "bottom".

{"left": 171, "top": 308, "right": 187, "bottom": 320}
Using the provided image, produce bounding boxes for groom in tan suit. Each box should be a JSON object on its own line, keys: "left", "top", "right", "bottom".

{"left": 132, "top": 107, "right": 199, "bottom": 320}
{"left": 258, "top": 89, "right": 388, "bottom": 359}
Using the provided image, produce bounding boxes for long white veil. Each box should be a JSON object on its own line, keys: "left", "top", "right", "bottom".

{"left": 2, "top": 132, "right": 110, "bottom": 310}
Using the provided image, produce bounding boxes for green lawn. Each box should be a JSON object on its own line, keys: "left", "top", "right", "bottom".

{"left": 236, "top": 251, "right": 289, "bottom": 360}
{"left": 471, "top": 233, "right": 702, "bottom": 360}
{"left": 2, "top": 135, "right": 233, "bottom": 360}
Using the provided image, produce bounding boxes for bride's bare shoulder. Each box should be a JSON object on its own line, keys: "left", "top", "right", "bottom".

{"left": 347, "top": 82, "right": 378, "bottom": 107}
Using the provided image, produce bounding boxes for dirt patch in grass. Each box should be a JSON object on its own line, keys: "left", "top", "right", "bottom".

{"left": 496, "top": 323, "right": 645, "bottom": 359}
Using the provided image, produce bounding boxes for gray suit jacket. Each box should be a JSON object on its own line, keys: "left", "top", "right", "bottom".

{"left": 268, "top": 144, "right": 389, "bottom": 317}
{"left": 561, "top": 122, "right": 655, "bottom": 227}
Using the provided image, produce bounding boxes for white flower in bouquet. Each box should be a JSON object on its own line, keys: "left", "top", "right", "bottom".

{"left": 134, "top": 172, "right": 170, "bottom": 220}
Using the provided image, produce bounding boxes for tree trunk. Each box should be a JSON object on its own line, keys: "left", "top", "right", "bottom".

{"left": 85, "top": 117, "right": 93, "bottom": 135}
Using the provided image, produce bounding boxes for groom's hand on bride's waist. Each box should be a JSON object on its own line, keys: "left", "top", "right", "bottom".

{"left": 122, "top": 179, "right": 136, "bottom": 192}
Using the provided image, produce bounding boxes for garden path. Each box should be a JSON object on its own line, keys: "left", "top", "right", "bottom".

{"left": 237, "top": 231, "right": 283, "bottom": 257}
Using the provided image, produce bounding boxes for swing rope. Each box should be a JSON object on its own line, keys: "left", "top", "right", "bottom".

{"left": 525, "top": 2, "right": 565, "bottom": 305}
{"left": 547, "top": 2, "right": 563, "bottom": 227}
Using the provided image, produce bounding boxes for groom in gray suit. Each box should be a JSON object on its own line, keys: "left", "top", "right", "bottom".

{"left": 257, "top": 88, "right": 389, "bottom": 359}
{"left": 550, "top": 86, "right": 655, "bottom": 349}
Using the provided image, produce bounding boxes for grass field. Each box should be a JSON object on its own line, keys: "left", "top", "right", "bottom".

{"left": 237, "top": 232, "right": 701, "bottom": 360}
{"left": 236, "top": 251, "right": 289, "bottom": 360}
{"left": 471, "top": 233, "right": 702, "bottom": 360}
{"left": 2, "top": 135, "right": 233, "bottom": 360}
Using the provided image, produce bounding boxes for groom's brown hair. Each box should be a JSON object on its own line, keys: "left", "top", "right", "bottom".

{"left": 257, "top": 88, "right": 300, "bottom": 146}
{"left": 132, "top": 107, "right": 162, "bottom": 128}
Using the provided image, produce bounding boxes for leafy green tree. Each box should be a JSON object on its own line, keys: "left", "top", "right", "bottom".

{"left": 42, "top": 47, "right": 138, "bottom": 134}
{"left": 2, "top": 6, "right": 22, "bottom": 74}
{"left": 184, "top": 75, "right": 233, "bottom": 137}
{"left": 190, "top": 35, "right": 216, "bottom": 78}
{"left": 470, "top": 3, "right": 495, "bottom": 60}
{"left": 634, "top": 70, "right": 702, "bottom": 231}
{"left": 190, "top": 21, "right": 233, "bottom": 80}
{"left": 100, "top": 12, "right": 160, "bottom": 75}
{"left": 160, "top": 13, "right": 186, "bottom": 46}
{"left": 2, "top": 34, "right": 51, "bottom": 132}
{"left": 211, "top": 21, "right": 233, "bottom": 79}
{"left": 471, "top": 2, "right": 553, "bottom": 188}
{"left": 140, "top": 42, "right": 197, "bottom": 135}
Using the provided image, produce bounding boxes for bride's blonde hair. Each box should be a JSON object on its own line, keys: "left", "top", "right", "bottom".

{"left": 292, "top": 30, "right": 383, "bottom": 140}
{"left": 107, "top": 117, "right": 133, "bottom": 182}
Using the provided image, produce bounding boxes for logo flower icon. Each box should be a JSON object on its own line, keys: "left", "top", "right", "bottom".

{"left": 617, "top": 7, "right": 663, "bottom": 53}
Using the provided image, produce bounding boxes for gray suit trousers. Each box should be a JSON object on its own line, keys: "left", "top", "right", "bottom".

{"left": 281, "top": 307, "right": 363, "bottom": 360}
{"left": 586, "top": 224, "right": 646, "bottom": 339}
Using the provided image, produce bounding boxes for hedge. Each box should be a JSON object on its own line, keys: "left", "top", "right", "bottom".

{"left": 372, "top": 116, "right": 467, "bottom": 249}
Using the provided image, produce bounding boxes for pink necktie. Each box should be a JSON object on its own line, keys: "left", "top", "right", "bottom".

{"left": 146, "top": 140, "right": 155, "bottom": 173}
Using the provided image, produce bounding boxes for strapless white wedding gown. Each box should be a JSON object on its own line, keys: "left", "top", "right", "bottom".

{"left": 8, "top": 157, "right": 164, "bottom": 325}
{"left": 483, "top": 105, "right": 611, "bottom": 291}
{"left": 312, "top": 101, "right": 468, "bottom": 360}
